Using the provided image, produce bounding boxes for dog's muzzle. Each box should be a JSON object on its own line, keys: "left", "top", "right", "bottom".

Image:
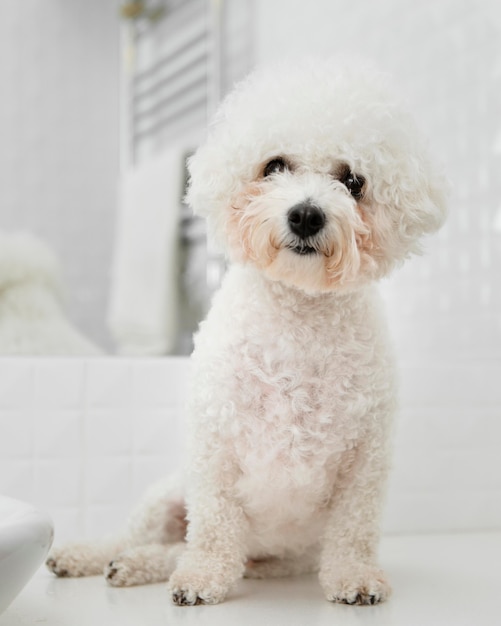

{"left": 287, "top": 202, "right": 325, "bottom": 255}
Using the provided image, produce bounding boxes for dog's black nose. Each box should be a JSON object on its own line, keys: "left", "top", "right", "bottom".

{"left": 287, "top": 203, "right": 326, "bottom": 239}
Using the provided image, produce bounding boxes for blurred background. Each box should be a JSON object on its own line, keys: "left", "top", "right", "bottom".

{"left": 0, "top": 0, "right": 499, "bottom": 361}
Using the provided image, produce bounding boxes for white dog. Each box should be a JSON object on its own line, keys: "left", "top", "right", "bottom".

{"left": 47, "top": 58, "right": 446, "bottom": 606}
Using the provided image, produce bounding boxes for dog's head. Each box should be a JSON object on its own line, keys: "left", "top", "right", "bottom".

{"left": 187, "top": 59, "right": 447, "bottom": 293}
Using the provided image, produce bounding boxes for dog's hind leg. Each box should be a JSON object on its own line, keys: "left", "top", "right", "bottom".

{"left": 104, "top": 475, "right": 188, "bottom": 586}
{"left": 105, "top": 542, "right": 185, "bottom": 587}
{"left": 47, "top": 473, "right": 187, "bottom": 579}
{"left": 125, "top": 473, "right": 187, "bottom": 546}
{"left": 46, "top": 538, "right": 128, "bottom": 578}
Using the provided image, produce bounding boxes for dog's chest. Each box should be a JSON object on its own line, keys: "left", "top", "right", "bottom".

{"left": 192, "top": 268, "right": 390, "bottom": 528}
{"left": 230, "top": 378, "right": 349, "bottom": 554}
{"left": 229, "top": 342, "right": 354, "bottom": 518}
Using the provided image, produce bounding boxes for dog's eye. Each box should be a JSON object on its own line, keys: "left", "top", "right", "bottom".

{"left": 340, "top": 170, "right": 365, "bottom": 199}
{"left": 263, "top": 158, "right": 288, "bottom": 177}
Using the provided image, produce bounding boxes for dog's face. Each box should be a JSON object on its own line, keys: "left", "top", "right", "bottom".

{"left": 187, "top": 60, "right": 447, "bottom": 293}
{"left": 225, "top": 155, "right": 380, "bottom": 293}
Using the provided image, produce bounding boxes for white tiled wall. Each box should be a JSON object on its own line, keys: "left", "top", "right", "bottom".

{"left": 385, "top": 361, "right": 501, "bottom": 533}
{"left": 0, "top": 357, "right": 499, "bottom": 544}
{"left": 0, "top": 358, "right": 189, "bottom": 542}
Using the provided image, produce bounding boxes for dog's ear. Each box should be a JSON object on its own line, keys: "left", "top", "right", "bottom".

{"left": 369, "top": 128, "right": 448, "bottom": 266}
{"left": 395, "top": 145, "right": 448, "bottom": 245}
{"left": 185, "top": 138, "right": 242, "bottom": 253}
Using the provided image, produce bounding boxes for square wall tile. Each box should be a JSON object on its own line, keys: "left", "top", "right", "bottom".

{"left": 0, "top": 459, "right": 34, "bottom": 502}
{"left": 33, "top": 410, "right": 81, "bottom": 458}
{"left": 399, "top": 363, "right": 501, "bottom": 408}
{"left": 383, "top": 492, "right": 444, "bottom": 534}
{"left": 0, "top": 410, "right": 33, "bottom": 457}
{"left": 437, "top": 449, "right": 501, "bottom": 491}
{"left": 131, "top": 457, "right": 173, "bottom": 503}
{"left": 132, "top": 361, "right": 178, "bottom": 408}
{"left": 85, "top": 410, "right": 133, "bottom": 457}
{"left": 132, "top": 408, "right": 178, "bottom": 456}
{"left": 84, "top": 457, "right": 133, "bottom": 506}
{"left": 85, "top": 360, "right": 134, "bottom": 409}
{"left": 132, "top": 358, "right": 191, "bottom": 409}
{"left": 397, "top": 407, "right": 501, "bottom": 451}
{"left": 0, "top": 361, "right": 34, "bottom": 409}
{"left": 33, "top": 360, "right": 85, "bottom": 409}
{"left": 34, "top": 458, "right": 80, "bottom": 507}
{"left": 83, "top": 504, "right": 130, "bottom": 540}
{"left": 48, "top": 506, "right": 83, "bottom": 543}
{"left": 168, "top": 358, "right": 192, "bottom": 406}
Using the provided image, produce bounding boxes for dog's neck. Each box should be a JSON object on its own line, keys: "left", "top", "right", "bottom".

{"left": 236, "top": 263, "right": 374, "bottom": 313}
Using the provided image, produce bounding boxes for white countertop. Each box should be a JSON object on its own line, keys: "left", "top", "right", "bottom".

{"left": 2, "top": 532, "right": 500, "bottom": 626}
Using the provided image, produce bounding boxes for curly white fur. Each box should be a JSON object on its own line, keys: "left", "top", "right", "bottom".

{"left": 46, "top": 58, "right": 446, "bottom": 606}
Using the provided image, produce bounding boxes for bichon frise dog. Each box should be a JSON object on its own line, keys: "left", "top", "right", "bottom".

{"left": 47, "top": 58, "right": 446, "bottom": 606}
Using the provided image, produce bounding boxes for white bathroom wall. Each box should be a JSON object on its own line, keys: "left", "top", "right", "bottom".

{"left": 0, "top": 1, "right": 120, "bottom": 350}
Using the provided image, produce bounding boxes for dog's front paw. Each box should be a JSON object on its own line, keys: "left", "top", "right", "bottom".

{"left": 320, "top": 562, "right": 391, "bottom": 605}
{"left": 168, "top": 568, "right": 230, "bottom": 606}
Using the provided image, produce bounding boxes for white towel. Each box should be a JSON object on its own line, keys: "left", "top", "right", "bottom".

{"left": 0, "top": 231, "right": 103, "bottom": 355}
{"left": 108, "top": 149, "right": 184, "bottom": 355}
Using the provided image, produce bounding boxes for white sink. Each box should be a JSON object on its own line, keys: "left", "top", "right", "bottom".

{"left": 0, "top": 495, "right": 53, "bottom": 615}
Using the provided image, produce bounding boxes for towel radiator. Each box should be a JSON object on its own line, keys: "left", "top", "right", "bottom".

{"left": 119, "top": 0, "right": 253, "bottom": 352}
